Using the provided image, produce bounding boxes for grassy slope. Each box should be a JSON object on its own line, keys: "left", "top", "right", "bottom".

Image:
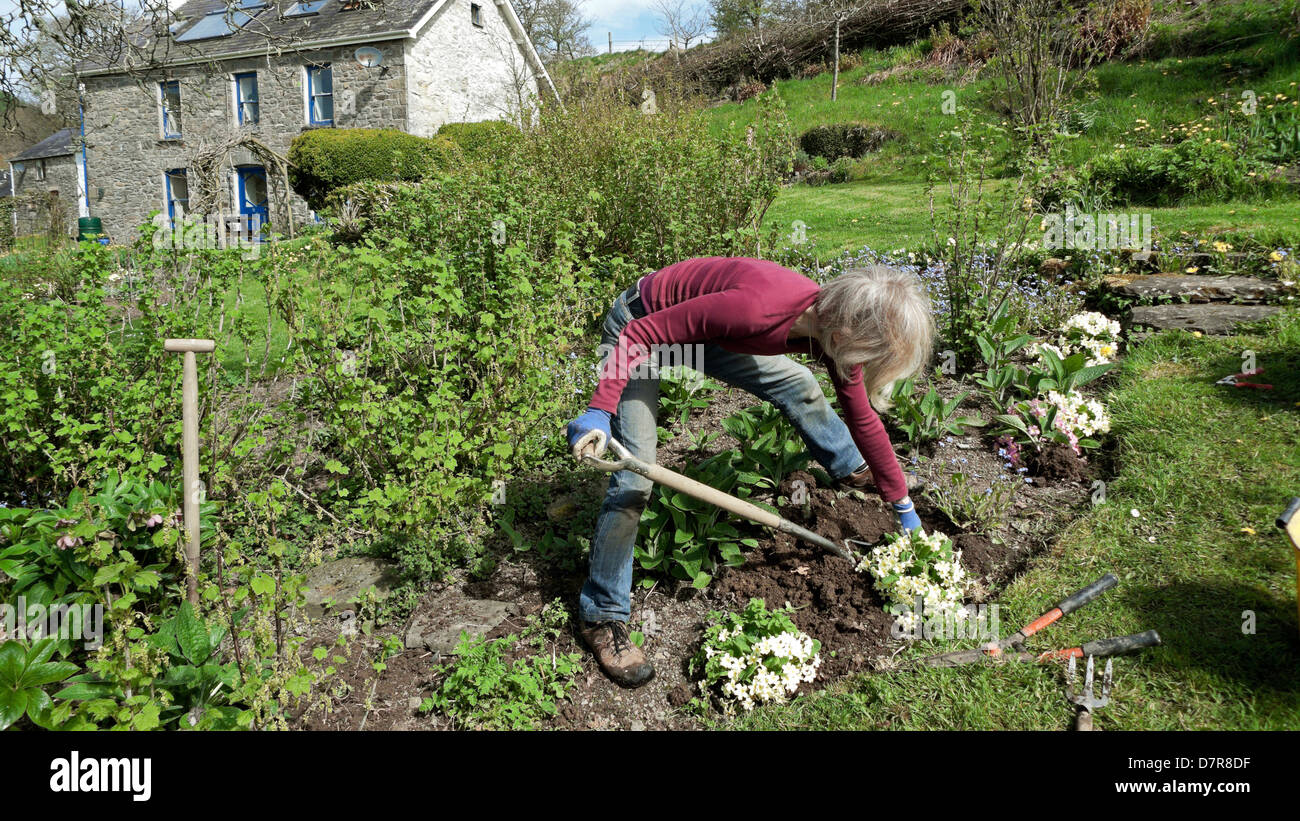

{"left": 704, "top": 0, "right": 1300, "bottom": 260}
{"left": 726, "top": 309, "right": 1300, "bottom": 730}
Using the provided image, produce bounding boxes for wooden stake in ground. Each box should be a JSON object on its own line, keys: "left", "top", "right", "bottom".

{"left": 164, "top": 338, "right": 215, "bottom": 605}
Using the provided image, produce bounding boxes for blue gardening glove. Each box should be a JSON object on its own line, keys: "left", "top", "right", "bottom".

{"left": 891, "top": 497, "right": 923, "bottom": 533}
{"left": 567, "top": 407, "right": 612, "bottom": 460}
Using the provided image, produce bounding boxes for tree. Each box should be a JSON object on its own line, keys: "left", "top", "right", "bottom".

{"left": 654, "top": 0, "right": 712, "bottom": 53}
{"left": 977, "top": 0, "right": 1113, "bottom": 150}
{"left": 707, "top": 0, "right": 794, "bottom": 39}
{"left": 530, "top": 0, "right": 596, "bottom": 62}
{"left": 803, "top": 0, "right": 872, "bottom": 101}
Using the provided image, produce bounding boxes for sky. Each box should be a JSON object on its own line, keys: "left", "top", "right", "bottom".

{"left": 578, "top": 0, "right": 710, "bottom": 54}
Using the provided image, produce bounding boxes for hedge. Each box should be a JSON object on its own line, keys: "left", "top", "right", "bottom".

{"left": 287, "top": 128, "right": 461, "bottom": 211}
{"left": 798, "top": 123, "right": 893, "bottom": 161}
{"left": 435, "top": 120, "right": 519, "bottom": 162}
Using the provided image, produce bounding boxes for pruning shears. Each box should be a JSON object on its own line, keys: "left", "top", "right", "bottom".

{"left": 919, "top": 573, "right": 1162, "bottom": 667}
{"left": 1216, "top": 368, "right": 1272, "bottom": 390}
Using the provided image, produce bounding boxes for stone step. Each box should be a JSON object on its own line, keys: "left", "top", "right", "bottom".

{"left": 1104, "top": 273, "right": 1285, "bottom": 304}
{"left": 1129, "top": 303, "right": 1282, "bottom": 335}
{"left": 1182, "top": 250, "right": 1255, "bottom": 268}
{"left": 301, "top": 556, "right": 399, "bottom": 619}
{"left": 404, "top": 593, "right": 519, "bottom": 654}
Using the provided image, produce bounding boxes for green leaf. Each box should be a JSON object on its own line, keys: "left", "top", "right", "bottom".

{"left": 249, "top": 573, "right": 276, "bottom": 597}
{"left": 54, "top": 680, "right": 118, "bottom": 701}
{"left": 0, "top": 687, "right": 28, "bottom": 730}
{"left": 133, "top": 700, "right": 161, "bottom": 731}
{"left": 174, "top": 601, "right": 212, "bottom": 665}
{"left": 0, "top": 641, "right": 25, "bottom": 685}
{"left": 22, "top": 661, "right": 79, "bottom": 688}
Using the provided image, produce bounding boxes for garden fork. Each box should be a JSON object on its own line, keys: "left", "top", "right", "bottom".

{"left": 1065, "top": 654, "right": 1112, "bottom": 731}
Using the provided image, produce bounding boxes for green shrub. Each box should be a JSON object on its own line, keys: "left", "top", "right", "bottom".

{"left": 287, "top": 128, "right": 461, "bottom": 211}
{"left": 1085, "top": 139, "right": 1266, "bottom": 205}
{"left": 282, "top": 169, "right": 626, "bottom": 580}
{"left": 435, "top": 120, "right": 518, "bottom": 161}
{"left": 798, "top": 122, "right": 891, "bottom": 161}
{"left": 0, "top": 472, "right": 317, "bottom": 730}
{"left": 512, "top": 85, "right": 794, "bottom": 268}
{"left": 1244, "top": 102, "right": 1300, "bottom": 165}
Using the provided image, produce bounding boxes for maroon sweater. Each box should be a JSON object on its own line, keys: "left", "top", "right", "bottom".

{"left": 588, "top": 257, "right": 908, "bottom": 502}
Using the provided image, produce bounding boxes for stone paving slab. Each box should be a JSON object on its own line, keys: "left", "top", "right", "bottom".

{"left": 301, "top": 556, "right": 400, "bottom": 619}
{"left": 404, "top": 593, "right": 520, "bottom": 654}
{"left": 1129, "top": 303, "right": 1282, "bottom": 335}
{"left": 1105, "top": 274, "right": 1284, "bottom": 304}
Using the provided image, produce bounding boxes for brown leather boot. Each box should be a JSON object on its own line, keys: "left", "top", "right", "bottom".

{"left": 838, "top": 463, "right": 876, "bottom": 491}
{"left": 580, "top": 620, "right": 655, "bottom": 688}
{"left": 837, "top": 464, "right": 924, "bottom": 493}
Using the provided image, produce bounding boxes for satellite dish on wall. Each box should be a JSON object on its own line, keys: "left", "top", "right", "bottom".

{"left": 354, "top": 46, "right": 383, "bottom": 69}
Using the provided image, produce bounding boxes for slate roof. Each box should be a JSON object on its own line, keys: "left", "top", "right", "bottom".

{"left": 9, "top": 128, "right": 76, "bottom": 162}
{"left": 79, "top": 0, "right": 439, "bottom": 73}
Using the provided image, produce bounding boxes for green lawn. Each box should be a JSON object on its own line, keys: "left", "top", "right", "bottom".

{"left": 766, "top": 181, "right": 1300, "bottom": 260}
{"left": 726, "top": 308, "right": 1300, "bottom": 730}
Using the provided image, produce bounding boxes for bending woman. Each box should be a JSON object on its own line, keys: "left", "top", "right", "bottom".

{"left": 566, "top": 257, "right": 936, "bottom": 687}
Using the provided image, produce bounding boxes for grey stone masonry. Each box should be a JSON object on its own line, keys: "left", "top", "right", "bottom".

{"left": 81, "top": 40, "right": 410, "bottom": 238}
{"left": 8, "top": 152, "right": 81, "bottom": 238}
{"left": 72, "top": 0, "right": 554, "bottom": 241}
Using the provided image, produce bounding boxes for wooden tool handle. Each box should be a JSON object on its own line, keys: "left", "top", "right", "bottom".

{"left": 164, "top": 338, "right": 216, "bottom": 353}
{"left": 584, "top": 438, "right": 853, "bottom": 561}
{"left": 1076, "top": 709, "right": 1094, "bottom": 731}
{"left": 1277, "top": 497, "right": 1300, "bottom": 543}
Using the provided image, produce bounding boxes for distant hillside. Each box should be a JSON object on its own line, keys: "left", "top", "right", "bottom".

{"left": 700, "top": 0, "right": 1299, "bottom": 187}
{"left": 1, "top": 95, "right": 68, "bottom": 163}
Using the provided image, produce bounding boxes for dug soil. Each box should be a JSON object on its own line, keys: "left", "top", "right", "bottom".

{"left": 290, "top": 385, "right": 1099, "bottom": 731}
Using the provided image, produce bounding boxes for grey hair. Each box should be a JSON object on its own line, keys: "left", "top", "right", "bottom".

{"left": 814, "top": 265, "right": 936, "bottom": 411}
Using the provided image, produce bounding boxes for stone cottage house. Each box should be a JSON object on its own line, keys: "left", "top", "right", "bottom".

{"left": 6, "top": 128, "right": 81, "bottom": 238}
{"left": 66, "top": 0, "right": 557, "bottom": 240}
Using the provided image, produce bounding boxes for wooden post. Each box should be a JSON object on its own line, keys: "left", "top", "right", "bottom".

{"left": 164, "top": 338, "right": 215, "bottom": 605}
{"left": 608, "top": 32, "right": 612, "bottom": 54}
{"left": 832, "top": 17, "right": 842, "bottom": 102}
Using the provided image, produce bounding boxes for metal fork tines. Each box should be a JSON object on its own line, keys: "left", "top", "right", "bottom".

{"left": 1066, "top": 655, "right": 1113, "bottom": 709}
{"left": 1065, "top": 655, "right": 1113, "bottom": 730}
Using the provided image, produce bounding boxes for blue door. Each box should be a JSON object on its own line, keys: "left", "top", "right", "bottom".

{"left": 236, "top": 165, "right": 269, "bottom": 238}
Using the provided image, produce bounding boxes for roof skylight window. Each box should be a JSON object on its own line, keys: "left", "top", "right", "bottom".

{"left": 174, "top": 6, "right": 262, "bottom": 42}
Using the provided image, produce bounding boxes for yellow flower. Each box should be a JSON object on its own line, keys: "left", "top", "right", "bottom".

{"left": 1212, "top": 241, "right": 1232, "bottom": 252}
{"left": 1186, "top": 266, "right": 1199, "bottom": 273}
{"left": 1269, "top": 251, "right": 1283, "bottom": 262}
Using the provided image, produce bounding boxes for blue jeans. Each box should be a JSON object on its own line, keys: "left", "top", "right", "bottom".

{"left": 578, "top": 282, "right": 866, "bottom": 624}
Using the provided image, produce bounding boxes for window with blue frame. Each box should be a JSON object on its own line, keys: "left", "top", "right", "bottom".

{"left": 165, "top": 169, "right": 189, "bottom": 222}
{"left": 160, "top": 80, "right": 183, "bottom": 139}
{"left": 307, "top": 64, "right": 334, "bottom": 125}
{"left": 235, "top": 72, "right": 260, "bottom": 124}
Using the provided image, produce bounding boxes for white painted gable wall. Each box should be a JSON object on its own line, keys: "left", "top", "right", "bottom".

{"left": 404, "top": 0, "right": 540, "bottom": 136}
